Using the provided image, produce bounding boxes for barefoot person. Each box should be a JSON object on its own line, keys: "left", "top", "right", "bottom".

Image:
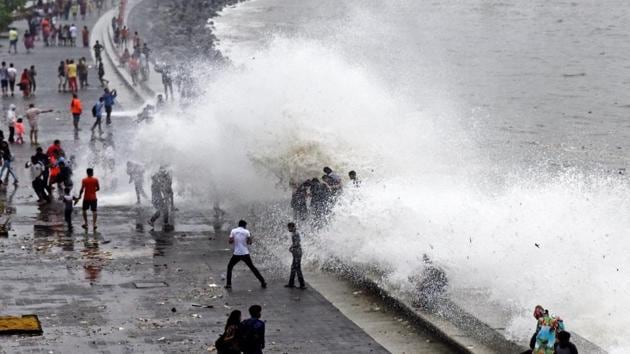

{"left": 25, "top": 104, "right": 53, "bottom": 145}
{"left": 225, "top": 220, "right": 266, "bottom": 289}
{"left": 78, "top": 168, "right": 100, "bottom": 231}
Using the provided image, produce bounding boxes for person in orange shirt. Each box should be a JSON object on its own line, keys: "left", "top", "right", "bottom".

{"left": 78, "top": 168, "right": 100, "bottom": 231}
{"left": 70, "top": 94, "right": 82, "bottom": 131}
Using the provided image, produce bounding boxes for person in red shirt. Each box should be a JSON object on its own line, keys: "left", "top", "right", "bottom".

{"left": 46, "top": 139, "right": 64, "bottom": 158}
{"left": 78, "top": 168, "right": 100, "bottom": 230}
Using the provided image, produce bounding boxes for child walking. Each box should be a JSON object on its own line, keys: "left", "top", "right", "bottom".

{"left": 63, "top": 187, "right": 79, "bottom": 231}
{"left": 14, "top": 118, "right": 24, "bottom": 144}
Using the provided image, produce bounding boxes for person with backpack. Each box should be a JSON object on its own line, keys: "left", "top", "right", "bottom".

{"left": 101, "top": 88, "right": 117, "bottom": 125}
{"left": 91, "top": 97, "right": 104, "bottom": 133}
{"left": 215, "top": 310, "right": 241, "bottom": 354}
{"left": 239, "top": 305, "right": 265, "bottom": 354}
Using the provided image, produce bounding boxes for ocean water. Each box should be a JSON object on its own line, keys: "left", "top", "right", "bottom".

{"left": 139, "top": 0, "right": 630, "bottom": 351}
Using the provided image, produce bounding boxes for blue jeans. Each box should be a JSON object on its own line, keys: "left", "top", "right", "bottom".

{"left": 0, "top": 159, "right": 17, "bottom": 182}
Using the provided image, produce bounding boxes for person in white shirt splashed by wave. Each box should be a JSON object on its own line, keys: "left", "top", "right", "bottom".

{"left": 224, "top": 220, "right": 266, "bottom": 290}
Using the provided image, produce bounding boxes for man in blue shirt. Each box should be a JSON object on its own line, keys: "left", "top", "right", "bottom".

{"left": 240, "top": 305, "right": 265, "bottom": 354}
{"left": 101, "top": 88, "right": 117, "bottom": 125}
{"left": 91, "top": 97, "right": 105, "bottom": 133}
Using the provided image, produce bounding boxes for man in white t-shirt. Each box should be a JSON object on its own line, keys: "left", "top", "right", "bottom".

{"left": 6, "top": 104, "right": 17, "bottom": 143}
{"left": 7, "top": 63, "right": 17, "bottom": 97}
{"left": 224, "top": 220, "right": 266, "bottom": 289}
{"left": 69, "top": 24, "right": 78, "bottom": 46}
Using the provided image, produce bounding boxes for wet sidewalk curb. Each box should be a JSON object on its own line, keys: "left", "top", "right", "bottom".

{"left": 324, "top": 260, "right": 607, "bottom": 354}
{"left": 90, "top": 5, "right": 154, "bottom": 104}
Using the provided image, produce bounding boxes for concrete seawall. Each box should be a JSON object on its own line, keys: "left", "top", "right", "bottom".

{"left": 105, "top": 1, "right": 608, "bottom": 353}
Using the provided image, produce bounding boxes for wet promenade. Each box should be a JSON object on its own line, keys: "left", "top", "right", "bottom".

{"left": 0, "top": 5, "right": 457, "bottom": 354}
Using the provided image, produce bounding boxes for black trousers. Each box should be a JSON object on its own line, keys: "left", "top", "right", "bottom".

{"left": 288, "top": 252, "right": 304, "bottom": 287}
{"left": 226, "top": 254, "right": 265, "bottom": 286}
{"left": 32, "top": 178, "right": 49, "bottom": 202}
{"left": 64, "top": 208, "right": 72, "bottom": 228}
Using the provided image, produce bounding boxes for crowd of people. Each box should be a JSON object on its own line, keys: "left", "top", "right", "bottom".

{"left": 290, "top": 166, "right": 359, "bottom": 224}
{"left": 111, "top": 18, "right": 152, "bottom": 86}
{"left": 0, "top": 4, "right": 588, "bottom": 354}
{"left": 0, "top": 62, "right": 37, "bottom": 98}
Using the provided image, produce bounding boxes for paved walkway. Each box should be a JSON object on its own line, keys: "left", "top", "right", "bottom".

{"left": 0, "top": 7, "right": 456, "bottom": 354}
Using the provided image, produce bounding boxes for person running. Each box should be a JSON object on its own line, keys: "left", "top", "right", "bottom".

{"left": 25, "top": 104, "right": 54, "bottom": 145}
{"left": 239, "top": 305, "right": 266, "bottom": 354}
{"left": 284, "top": 222, "right": 306, "bottom": 289}
{"left": 126, "top": 161, "right": 147, "bottom": 204}
{"left": 91, "top": 97, "right": 105, "bottom": 132}
{"left": 0, "top": 141, "right": 18, "bottom": 185}
{"left": 78, "top": 168, "right": 100, "bottom": 231}
{"left": 70, "top": 94, "right": 82, "bottom": 131}
{"left": 225, "top": 220, "right": 266, "bottom": 289}
{"left": 215, "top": 310, "right": 242, "bottom": 354}
{"left": 101, "top": 88, "right": 117, "bottom": 125}
{"left": 7, "top": 63, "right": 17, "bottom": 97}
{"left": 0, "top": 62, "right": 8, "bottom": 96}
{"left": 6, "top": 104, "right": 17, "bottom": 143}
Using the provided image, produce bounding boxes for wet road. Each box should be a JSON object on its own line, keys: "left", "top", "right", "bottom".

{"left": 0, "top": 6, "right": 461, "bottom": 354}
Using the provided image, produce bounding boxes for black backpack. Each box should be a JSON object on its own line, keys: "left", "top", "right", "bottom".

{"left": 91, "top": 104, "right": 97, "bottom": 117}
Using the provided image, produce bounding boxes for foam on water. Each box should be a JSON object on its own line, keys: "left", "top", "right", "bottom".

{"left": 124, "top": 1, "right": 630, "bottom": 351}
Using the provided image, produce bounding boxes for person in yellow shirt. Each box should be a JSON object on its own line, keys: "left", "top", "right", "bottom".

{"left": 8, "top": 28, "right": 18, "bottom": 54}
{"left": 67, "top": 60, "right": 78, "bottom": 93}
